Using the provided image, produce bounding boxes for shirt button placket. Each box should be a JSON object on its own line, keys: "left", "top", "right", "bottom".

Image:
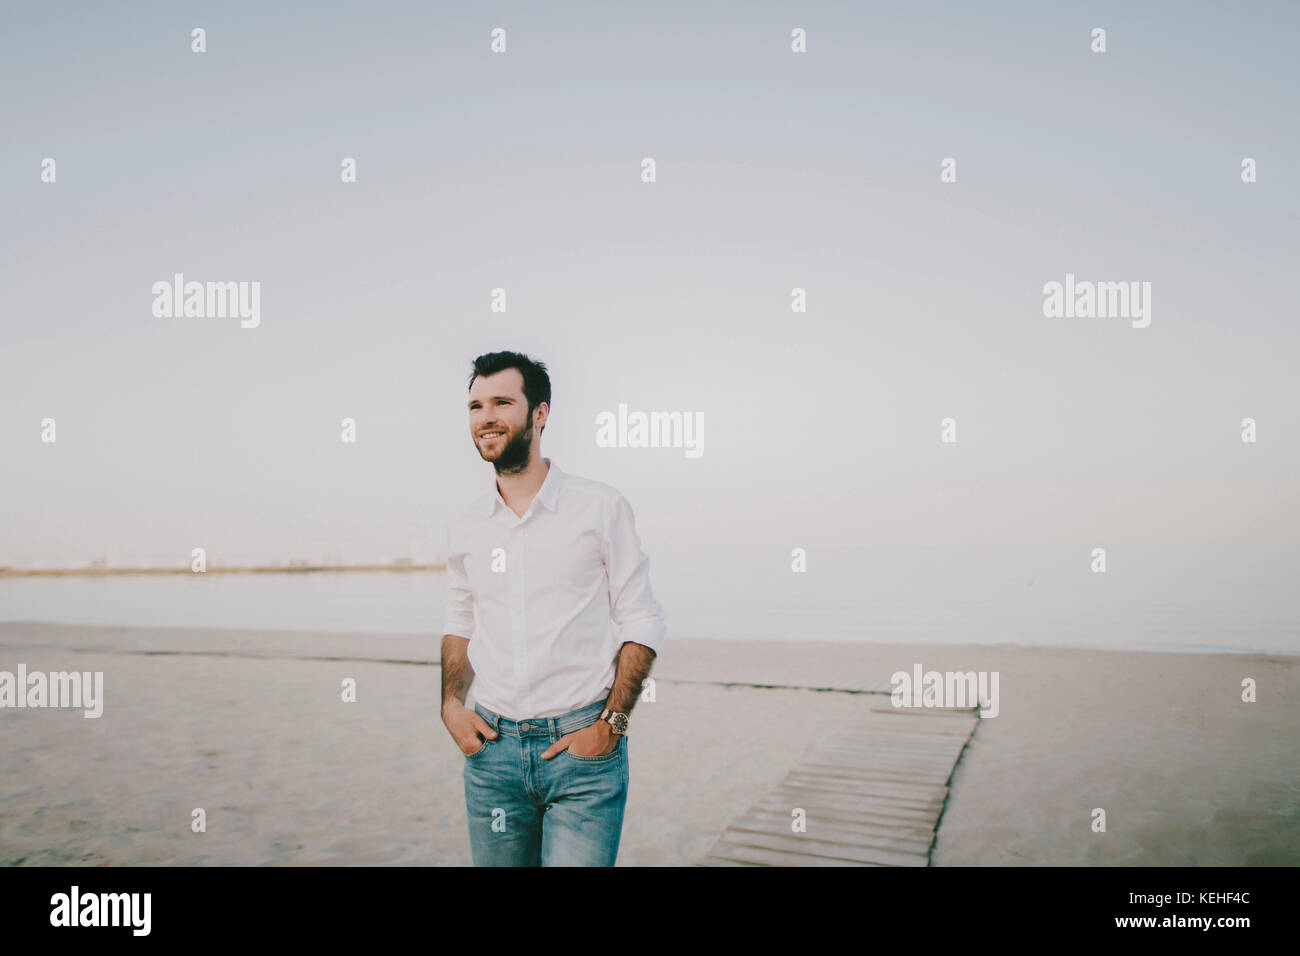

{"left": 509, "top": 519, "right": 532, "bottom": 716}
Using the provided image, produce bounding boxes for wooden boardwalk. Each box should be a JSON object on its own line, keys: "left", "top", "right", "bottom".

{"left": 698, "top": 704, "right": 979, "bottom": 866}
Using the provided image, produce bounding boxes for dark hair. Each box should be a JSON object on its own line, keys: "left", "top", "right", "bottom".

{"left": 469, "top": 350, "right": 552, "bottom": 434}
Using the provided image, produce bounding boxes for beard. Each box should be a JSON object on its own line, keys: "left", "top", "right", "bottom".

{"left": 479, "top": 418, "right": 534, "bottom": 475}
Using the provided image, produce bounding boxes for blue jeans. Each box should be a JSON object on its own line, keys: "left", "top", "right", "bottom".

{"left": 463, "top": 698, "right": 629, "bottom": 866}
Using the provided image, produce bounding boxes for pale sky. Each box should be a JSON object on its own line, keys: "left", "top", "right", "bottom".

{"left": 2, "top": 1, "right": 1296, "bottom": 616}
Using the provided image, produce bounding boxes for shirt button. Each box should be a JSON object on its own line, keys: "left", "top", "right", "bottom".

{"left": 520, "top": 722, "right": 532, "bottom": 731}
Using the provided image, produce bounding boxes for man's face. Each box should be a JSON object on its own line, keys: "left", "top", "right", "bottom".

{"left": 468, "top": 368, "right": 545, "bottom": 471}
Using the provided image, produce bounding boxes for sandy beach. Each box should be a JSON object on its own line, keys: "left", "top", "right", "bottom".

{"left": 1, "top": 621, "right": 1296, "bottom": 866}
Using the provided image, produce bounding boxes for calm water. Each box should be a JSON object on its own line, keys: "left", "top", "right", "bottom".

{"left": 2, "top": 546, "right": 1296, "bottom": 655}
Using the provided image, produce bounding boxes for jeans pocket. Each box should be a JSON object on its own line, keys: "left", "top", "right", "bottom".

{"left": 563, "top": 736, "right": 623, "bottom": 763}
{"left": 464, "top": 738, "right": 489, "bottom": 758}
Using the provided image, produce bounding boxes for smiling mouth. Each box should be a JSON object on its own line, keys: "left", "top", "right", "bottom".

{"left": 480, "top": 431, "right": 505, "bottom": 440}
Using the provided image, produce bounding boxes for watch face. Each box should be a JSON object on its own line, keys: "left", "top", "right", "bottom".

{"left": 610, "top": 713, "right": 628, "bottom": 734}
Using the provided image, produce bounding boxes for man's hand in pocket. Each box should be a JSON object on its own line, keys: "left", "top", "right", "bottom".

{"left": 541, "top": 720, "right": 616, "bottom": 759}
{"left": 442, "top": 700, "right": 497, "bottom": 755}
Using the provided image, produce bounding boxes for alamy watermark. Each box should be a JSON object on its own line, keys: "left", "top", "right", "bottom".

{"left": 595, "top": 403, "right": 703, "bottom": 458}
{"left": 890, "top": 663, "right": 999, "bottom": 718}
{"left": 50, "top": 886, "right": 150, "bottom": 936}
{"left": 152, "top": 273, "right": 260, "bottom": 328}
{"left": 0, "top": 664, "right": 103, "bottom": 717}
{"left": 1042, "top": 272, "right": 1151, "bottom": 328}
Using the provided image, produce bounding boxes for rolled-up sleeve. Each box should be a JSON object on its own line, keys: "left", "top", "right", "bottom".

{"left": 442, "top": 524, "right": 475, "bottom": 639}
{"left": 602, "top": 493, "right": 667, "bottom": 655}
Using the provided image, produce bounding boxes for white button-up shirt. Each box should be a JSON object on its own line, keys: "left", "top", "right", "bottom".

{"left": 442, "top": 457, "right": 667, "bottom": 720}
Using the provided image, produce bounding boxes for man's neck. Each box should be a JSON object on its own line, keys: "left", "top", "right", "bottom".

{"left": 495, "top": 454, "right": 549, "bottom": 517}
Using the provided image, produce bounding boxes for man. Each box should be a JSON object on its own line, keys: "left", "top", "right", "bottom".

{"left": 440, "top": 350, "right": 665, "bottom": 866}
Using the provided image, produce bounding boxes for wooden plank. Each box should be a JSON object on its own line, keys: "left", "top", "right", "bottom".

{"left": 804, "top": 750, "right": 960, "bottom": 767}
{"left": 790, "top": 764, "right": 952, "bottom": 786}
{"left": 715, "top": 830, "right": 928, "bottom": 867}
{"left": 810, "top": 749, "right": 958, "bottom": 763}
{"left": 785, "top": 770, "right": 951, "bottom": 790}
{"left": 748, "top": 796, "right": 941, "bottom": 832}
{"left": 803, "top": 759, "right": 955, "bottom": 777}
{"left": 803, "top": 748, "right": 959, "bottom": 763}
{"left": 764, "top": 790, "right": 941, "bottom": 825}
{"left": 836, "top": 716, "right": 973, "bottom": 729}
{"left": 819, "top": 736, "right": 963, "bottom": 750}
{"left": 694, "top": 856, "right": 752, "bottom": 866}
{"left": 792, "top": 760, "right": 951, "bottom": 781}
{"left": 704, "top": 839, "right": 882, "bottom": 867}
{"left": 766, "top": 807, "right": 941, "bottom": 829}
{"left": 848, "top": 726, "right": 975, "bottom": 740}
{"left": 810, "top": 752, "right": 962, "bottom": 768}
{"left": 732, "top": 811, "right": 934, "bottom": 850}
{"left": 815, "top": 734, "right": 964, "bottom": 748}
{"left": 822, "top": 727, "right": 971, "bottom": 742}
{"left": 768, "top": 781, "right": 947, "bottom": 812}
{"left": 777, "top": 786, "right": 943, "bottom": 812}
{"left": 729, "top": 810, "right": 933, "bottom": 853}
{"left": 838, "top": 718, "right": 975, "bottom": 734}
{"left": 791, "top": 765, "right": 953, "bottom": 787}
{"left": 781, "top": 775, "right": 947, "bottom": 807}
{"left": 816, "top": 738, "right": 968, "bottom": 754}
{"left": 780, "top": 785, "right": 946, "bottom": 810}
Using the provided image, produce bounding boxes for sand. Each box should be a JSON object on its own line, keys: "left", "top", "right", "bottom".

{"left": 0, "top": 622, "right": 1296, "bottom": 865}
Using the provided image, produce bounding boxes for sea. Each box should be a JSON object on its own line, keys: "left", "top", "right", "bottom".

{"left": 1, "top": 545, "right": 1296, "bottom": 656}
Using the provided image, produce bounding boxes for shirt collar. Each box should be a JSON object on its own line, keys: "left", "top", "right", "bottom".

{"left": 485, "top": 457, "right": 562, "bottom": 517}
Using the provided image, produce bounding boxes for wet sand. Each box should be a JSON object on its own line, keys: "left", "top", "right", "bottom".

{"left": 1, "top": 622, "right": 1295, "bottom": 865}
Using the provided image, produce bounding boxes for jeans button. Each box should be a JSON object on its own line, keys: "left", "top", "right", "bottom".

{"left": 520, "top": 722, "right": 532, "bottom": 731}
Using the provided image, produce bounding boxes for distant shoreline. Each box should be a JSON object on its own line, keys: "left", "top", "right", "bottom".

{"left": 0, "top": 564, "right": 446, "bottom": 578}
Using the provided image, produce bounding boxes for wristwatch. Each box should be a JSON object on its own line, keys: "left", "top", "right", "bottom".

{"left": 599, "top": 709, "right": 629, "bottom": 735}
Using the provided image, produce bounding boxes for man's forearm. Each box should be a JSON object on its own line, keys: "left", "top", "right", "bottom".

{"left": 604, "top": 641, "right": 656, "bottom": 716}
{"left": 441, "top": 635, "right": 475, "bottom": 712}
